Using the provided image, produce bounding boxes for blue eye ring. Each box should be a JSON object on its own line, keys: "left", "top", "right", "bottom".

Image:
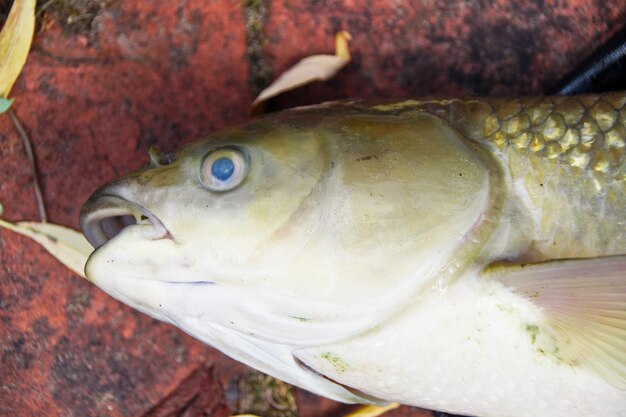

{"left": 201, "top": 147, "right": 248, "bottom": 192}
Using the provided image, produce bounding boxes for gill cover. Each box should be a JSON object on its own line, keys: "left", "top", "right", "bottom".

{"left": 223, "top": 111, "right": 498, "bottom": 345}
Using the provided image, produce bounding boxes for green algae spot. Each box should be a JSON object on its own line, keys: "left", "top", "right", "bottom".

{"left": 497, "top": 303, "right": 517, "bottom": 314}
{"left": 243, "top": 0, "right": 272, "bottom": 95}
{"left": 321, "top": 352, "right": 348, "bottom": 373}
{"left": 525, "top": 325, "right": 579, "bottom": 367}
{"left": 526, "top": 324, "right": 539, "bottom": 344}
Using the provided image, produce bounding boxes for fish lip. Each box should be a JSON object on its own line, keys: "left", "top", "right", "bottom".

{"left": 80, "top": 193, "right": 172, "bottom": 249}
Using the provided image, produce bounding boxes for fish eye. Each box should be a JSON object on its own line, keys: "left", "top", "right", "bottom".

{"left": 201, "top": 147, "right": 248, "bottom": 191}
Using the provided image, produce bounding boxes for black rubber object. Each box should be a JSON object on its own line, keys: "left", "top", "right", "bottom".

{"left": 550, "top": 25, "right": 626, "bottom": 94}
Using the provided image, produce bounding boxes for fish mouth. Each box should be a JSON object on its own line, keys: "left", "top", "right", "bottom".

{"left": 80, "top": 194, "right": 171, "bottom": 248}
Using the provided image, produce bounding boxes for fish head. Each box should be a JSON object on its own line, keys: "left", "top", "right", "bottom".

{"left": 81, "top": 110, "right": 337, "bottom": 329}
{"left": 80, "top": 104, "right": 497, "bottom": 397}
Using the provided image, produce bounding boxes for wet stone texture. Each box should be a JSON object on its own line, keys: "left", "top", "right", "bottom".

{"left": 0, "top": 1, "right": 625, "bottom": 417}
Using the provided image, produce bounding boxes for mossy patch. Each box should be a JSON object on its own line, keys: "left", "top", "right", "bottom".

{"left": 236, "top": 372, "right": 298, "bottom": 417}
{"left": 0, "top": 0, "right": 117, "bottom": 35}
{"left": 243, "top": 0, "right": 272, "bottom": 95}
{"left": 38, "top": 0, "right": 118, "bottom": 35}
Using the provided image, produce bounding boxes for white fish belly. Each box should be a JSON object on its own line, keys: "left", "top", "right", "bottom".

{"left": 295, "top": 275, "right": 626, "bottom": 417}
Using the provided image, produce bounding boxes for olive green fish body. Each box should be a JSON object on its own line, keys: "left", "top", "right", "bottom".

{"left": 359, "top": 94, "right": 626, "bottom": 260}
{"left": 80, "top": 93, "right": 626, "bottom": 417}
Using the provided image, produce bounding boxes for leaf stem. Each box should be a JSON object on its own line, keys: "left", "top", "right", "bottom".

{"left": 8, "top": 108, "right": 47, "bottom": 222}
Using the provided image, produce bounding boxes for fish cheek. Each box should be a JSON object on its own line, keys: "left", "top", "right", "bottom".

{"left": 255, "top": 113, "right": 495, "bottom": 310}
{"left": 243, "top": 137, "right": 331, "bottom": 244}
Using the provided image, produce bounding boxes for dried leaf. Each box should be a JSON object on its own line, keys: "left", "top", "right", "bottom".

{"left": 251, "top": 31, "right": 352, "bottom": 114}
{"left": 230, "top": 403, "right": 401, "bottom": 417}
{"left": 0, "top": 97, "right": 14, "bottom": 113}
{"left": 343, "top": 403, "right": 400, "bottom": 417}
{"left": 0, "top": 0, "right": 36, "bottom": 98}
{"left": 0, "top": 218, "right": 92, "bottom": 277}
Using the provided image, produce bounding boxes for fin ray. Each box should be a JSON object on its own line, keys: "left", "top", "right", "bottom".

{"left": 486, "top": 255, "right": 626, "bottom": 388}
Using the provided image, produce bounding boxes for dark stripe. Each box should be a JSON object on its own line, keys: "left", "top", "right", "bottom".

{"left": 549, "top": 25, "right": 626, "bottom": 94}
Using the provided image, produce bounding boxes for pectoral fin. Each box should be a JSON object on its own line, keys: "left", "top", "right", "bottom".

{"left": 484, "top": 255, "right": 626, "bottom": 389}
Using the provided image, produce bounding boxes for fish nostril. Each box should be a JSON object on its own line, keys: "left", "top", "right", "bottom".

{"left": 99, "top": 215, "right": 137, "bottom": 241}
{"left": 148, "top": 146, "right": 176, "bottom": 167}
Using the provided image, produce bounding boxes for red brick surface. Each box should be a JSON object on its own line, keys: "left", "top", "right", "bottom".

{"left": 1, "top": 1, "right": 626, "bottom": 416}
{"left": 264, "top": 0, "right": 626, "bottom": 107}
{"left": 1, "top": 2, "right": 250, "bottom": 417}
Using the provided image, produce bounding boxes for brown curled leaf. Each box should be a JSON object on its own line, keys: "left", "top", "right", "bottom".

{"left": 251, "top": 31, "right": 352, "bottom": 115}
{"left": 0, "top": 218, "right": 92, "bottom": 277}
{"left": 0, "top": 0, "right": 36, "bottom": 98}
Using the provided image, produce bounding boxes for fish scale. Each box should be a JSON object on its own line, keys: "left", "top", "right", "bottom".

{"left": 372, "top": 94, "right": 625, "bottom": 175}
{"left": 368, "top": 95, "right": 625, "bottom": 259}
{"left": 473, "top": 95, "right": 625, "bottom": 258}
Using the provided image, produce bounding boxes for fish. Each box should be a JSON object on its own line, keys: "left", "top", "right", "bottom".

{"left": 80, "top": 93, "right": 626, "bottom": 417}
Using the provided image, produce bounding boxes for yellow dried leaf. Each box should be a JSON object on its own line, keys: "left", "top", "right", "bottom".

{"left": 343, "top": 403, "right": 400, "bottom": 417}
{"left": 0, "top": 218, "right": 92, "bottom": 277}
{"left": 230, "top": 403, "right": 399, "bottom": 417}
{"left": 251, "top": 31, "right": 352, "bottom": 114}
{"left": 0, "top": 0, "right": 36, "bottom": 98}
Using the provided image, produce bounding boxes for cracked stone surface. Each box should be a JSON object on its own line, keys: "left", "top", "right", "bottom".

{"left": 1, "top": 1, "right": 625, "bottom": 416}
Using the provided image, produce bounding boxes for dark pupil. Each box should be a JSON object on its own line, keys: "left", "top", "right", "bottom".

{"left": 211, "top": 157, "right": 235, "bottom": 181}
